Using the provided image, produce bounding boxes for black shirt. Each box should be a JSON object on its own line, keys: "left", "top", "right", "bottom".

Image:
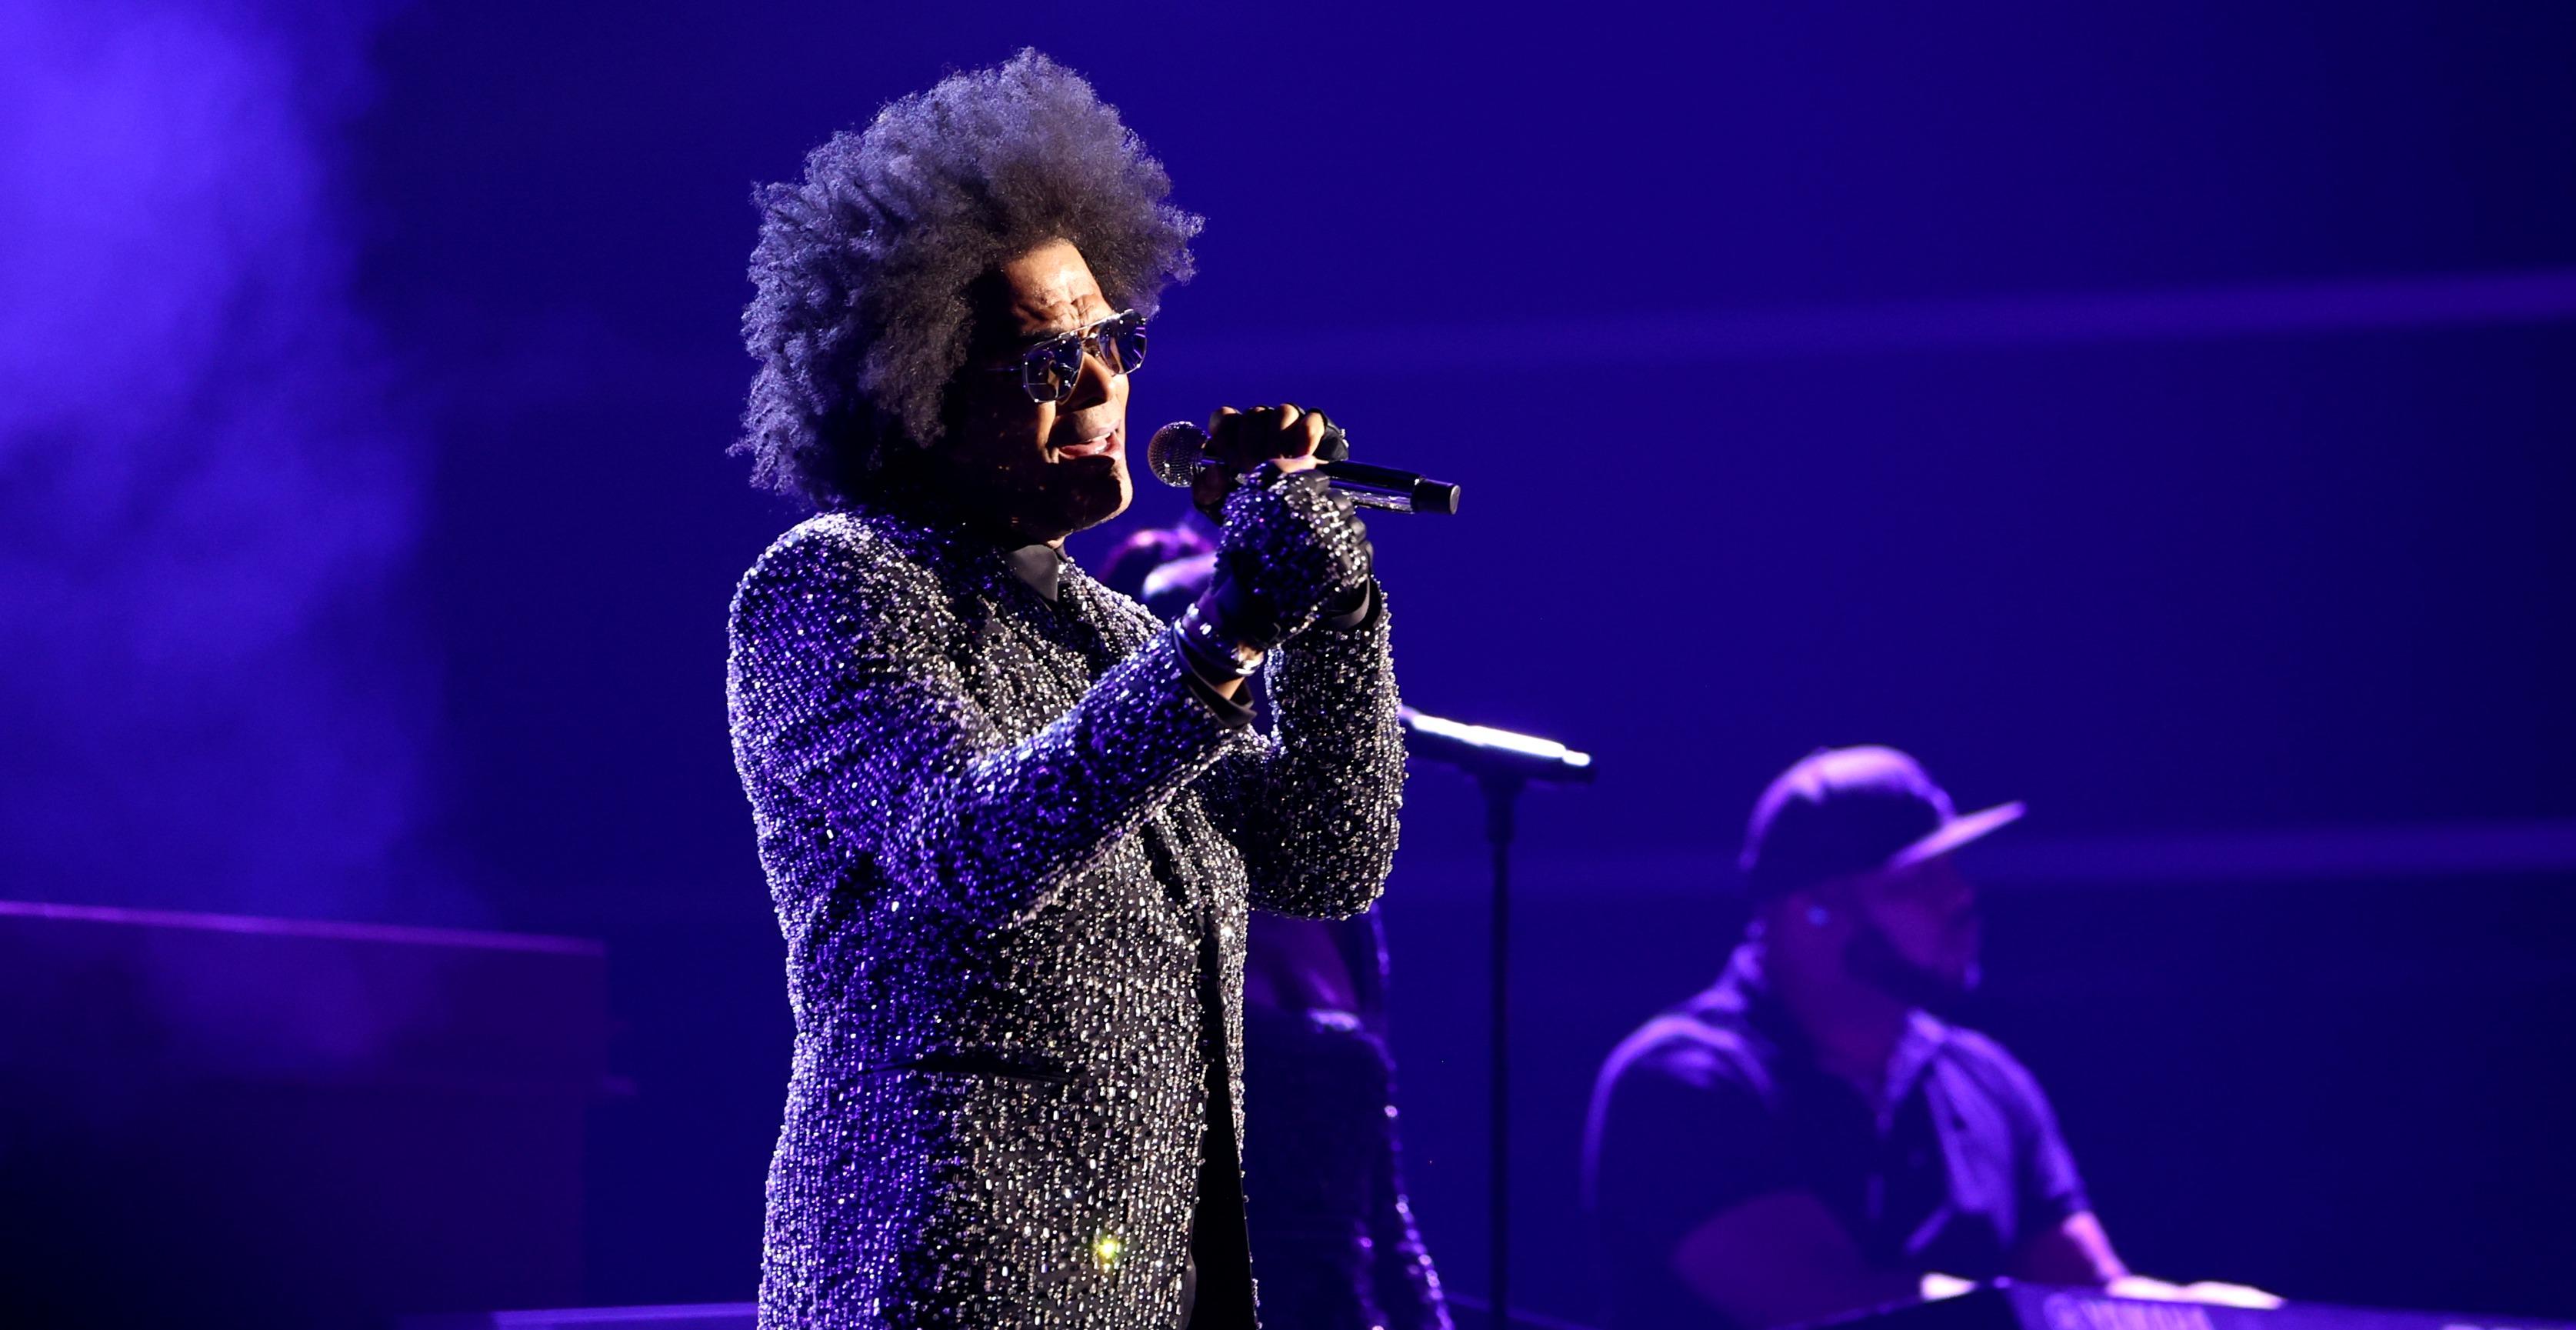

{"left": 1581, "top": 943, "right": 2091, "bottom": 1330}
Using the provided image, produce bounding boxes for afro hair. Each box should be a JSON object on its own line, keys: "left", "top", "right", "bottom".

{"left": 736, "top": 50, "right": 1202, "bottom": 509}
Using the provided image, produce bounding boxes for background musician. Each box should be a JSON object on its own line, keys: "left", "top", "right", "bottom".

{"left": 1582, "top": 746, "right": 2273, "bottom": 1329}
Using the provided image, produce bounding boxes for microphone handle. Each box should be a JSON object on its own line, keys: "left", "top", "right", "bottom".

{"left": 1161, "top": 419, "right": 1462, "bottom": 515}
{"left": 1314, "top": 458, "right": 1464, "bottom": 516}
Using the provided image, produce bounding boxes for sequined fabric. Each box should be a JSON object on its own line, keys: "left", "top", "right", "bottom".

{"left": 1214, "top": 466, "right": 1377, "bottom": 643}
{"left": 727, "top": 504, "right": 1403, "bottom": 1328}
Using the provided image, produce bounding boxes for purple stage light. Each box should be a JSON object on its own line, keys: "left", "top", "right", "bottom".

{"left": 0, "top": 0, "right": 442, "bottom": 922}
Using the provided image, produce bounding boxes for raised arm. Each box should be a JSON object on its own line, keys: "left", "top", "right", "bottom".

{"left": 1159, "top": 406, "right": 1401, "bottom": 918}
{"left": 1198, "top": 586, "right": 1404, "bottom": 918}
{"left": 728, "top": 522, "right": 1245, "bottom": 932}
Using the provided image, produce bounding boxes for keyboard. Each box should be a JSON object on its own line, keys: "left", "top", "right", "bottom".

{"left": 1816, "top": 1285, "right": 2574, "bottom": 1330}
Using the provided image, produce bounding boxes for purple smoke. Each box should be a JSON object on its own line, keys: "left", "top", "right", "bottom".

{"left": 0, "top": 0, "right": 447, "bottom": 922}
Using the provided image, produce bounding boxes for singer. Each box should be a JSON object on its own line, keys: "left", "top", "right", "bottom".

{"left": 725, "top": 51, "right": 1405, "bottom": 1330}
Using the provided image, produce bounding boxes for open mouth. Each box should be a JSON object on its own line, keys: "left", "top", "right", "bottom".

{"left": 1051, "top": 427, "right": 1121, "bottom": 462}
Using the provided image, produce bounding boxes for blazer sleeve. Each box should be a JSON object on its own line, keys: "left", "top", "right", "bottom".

{"left": 1197, "top": 585, "right": 1405, "bottom": 918}
{"left": 728, "top": 522, "right": 1240, "bottom": 932}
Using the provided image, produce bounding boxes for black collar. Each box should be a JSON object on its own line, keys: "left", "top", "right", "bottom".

{"left": 1002, "top": 542, "right": 1065, "bottom": 603}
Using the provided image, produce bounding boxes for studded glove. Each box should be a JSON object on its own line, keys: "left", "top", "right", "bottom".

{"left": 1172, "top": 465, "right": 1375, "bottom": 675}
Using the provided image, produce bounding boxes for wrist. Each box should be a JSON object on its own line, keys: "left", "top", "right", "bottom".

{"left": 1188, "top": 569, "right": 1293, "bottom": 655}
{"left": 1311, "top": 579, "right": 1377, "bottom": 632}
{"left": 1172, "top": 602, "right": 1265, "bottom": 680}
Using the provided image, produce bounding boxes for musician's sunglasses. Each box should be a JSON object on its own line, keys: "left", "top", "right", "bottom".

{"left": 984, "top": 309, "right": 1148, "bottom": 405}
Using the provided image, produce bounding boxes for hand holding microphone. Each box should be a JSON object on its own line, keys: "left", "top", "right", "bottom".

{"left": 1164, "top": 405, "right": 1380, "bottom": 678}
{"left": 1148, "top": 405, "right": 1461, "bottom": 518}
{"left": 1179, "top": 404, "right": 1338, "bottom": 525}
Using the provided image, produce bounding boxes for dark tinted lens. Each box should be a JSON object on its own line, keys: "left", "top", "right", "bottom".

{"left": 1018, "top": 335, "right": 1083, "bottom": 402}
{"left": 1103, "top": 318, "right": 1146, "bottom": 375}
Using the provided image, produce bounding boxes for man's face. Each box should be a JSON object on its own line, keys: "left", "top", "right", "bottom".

{"left": 927, "top": 238, "right": 1132, "bottom": 545}
{"left": 1843, "top": 854, "right": 1983, "bottom": 1005}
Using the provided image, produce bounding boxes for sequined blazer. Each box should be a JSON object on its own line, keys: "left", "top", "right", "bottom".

{"left": 726, "top": 506, "right": 1404, "bottom": 1328}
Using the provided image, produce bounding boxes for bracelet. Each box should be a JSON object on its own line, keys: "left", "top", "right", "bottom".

{"left": 1171, "top": 604, "right": 1264, "bottom": 681}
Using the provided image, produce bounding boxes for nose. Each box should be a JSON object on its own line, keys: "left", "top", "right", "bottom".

{"left": 1061, "top": 336, "right": 1123, "bottom": 412}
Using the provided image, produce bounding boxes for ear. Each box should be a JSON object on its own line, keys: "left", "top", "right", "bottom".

{"left": 1799, "top": 877, "right": 1868, "bottom": 928}
{"left": 1769, "top": 888, "right": 1833, "bottom": 931}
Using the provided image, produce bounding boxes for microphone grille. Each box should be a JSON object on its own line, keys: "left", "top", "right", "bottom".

{"left": 1145, "top": 420, "right": 1207, "bottom": 488}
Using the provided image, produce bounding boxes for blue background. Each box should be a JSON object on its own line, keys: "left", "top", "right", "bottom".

{"left": 4, "top": 2, "right": 2571, "bottom": 1323}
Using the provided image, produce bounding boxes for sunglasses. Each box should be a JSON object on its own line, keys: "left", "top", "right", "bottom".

{"left": 985, "top": 309, "right": 1148, "bottom": 405}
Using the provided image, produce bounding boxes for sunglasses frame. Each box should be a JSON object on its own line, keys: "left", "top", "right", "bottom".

{"left": 983, "top": 309, "right": 1148, "bottom": 405}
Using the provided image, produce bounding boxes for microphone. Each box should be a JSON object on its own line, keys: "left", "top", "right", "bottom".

{"left": 1148, "top": 420, "right": 1462, "bottom": 515}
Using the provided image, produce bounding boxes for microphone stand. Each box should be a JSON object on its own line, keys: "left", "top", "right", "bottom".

{"left": 1398, "top": 708, "right": 1595, "bottom": 1330}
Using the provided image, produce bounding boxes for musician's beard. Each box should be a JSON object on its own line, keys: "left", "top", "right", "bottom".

{"left": 1845, "top": 918, "right": 1980, "bottom": 1013}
